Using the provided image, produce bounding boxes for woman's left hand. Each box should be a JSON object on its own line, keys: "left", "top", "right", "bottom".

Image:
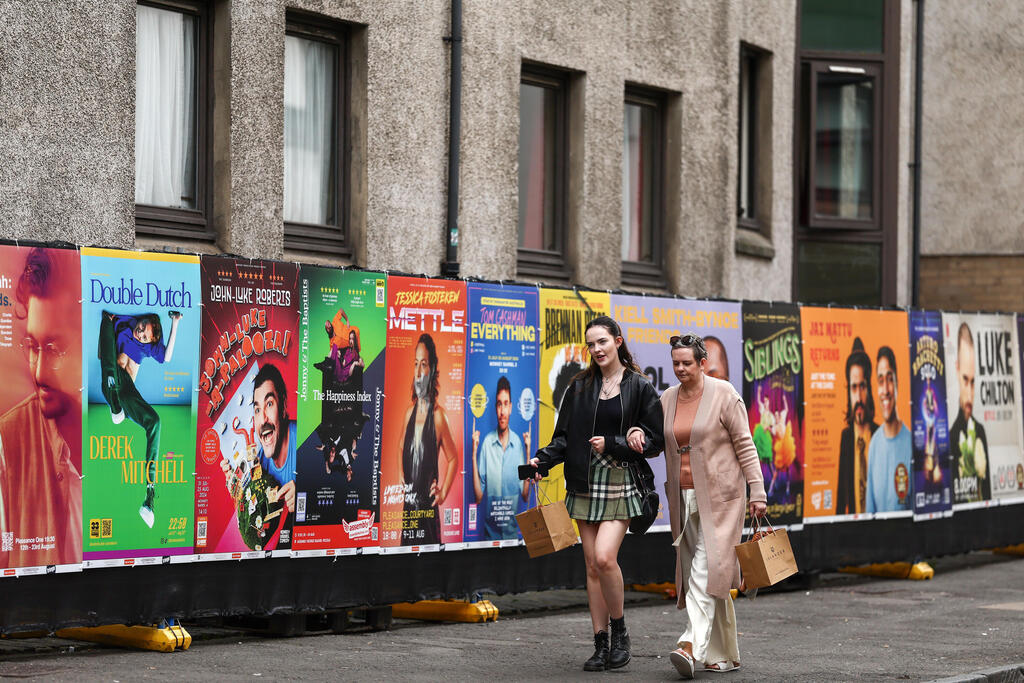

{"left": 588, "top": 436, "right": 605, "bottom": 454}
{"left": 749, "top": 500, "right": 767, "bottom": 518}
{"left": 626, "top": 428, "right": 646, "bottom": 453}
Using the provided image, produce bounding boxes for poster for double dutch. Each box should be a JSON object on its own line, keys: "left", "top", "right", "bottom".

{"left": 80, "top": 248, "right": 200, "bottom": 567}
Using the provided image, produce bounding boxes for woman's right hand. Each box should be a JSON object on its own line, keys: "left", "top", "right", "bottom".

{"left": 528, "top": 457, "right": 544, "bottom": 481}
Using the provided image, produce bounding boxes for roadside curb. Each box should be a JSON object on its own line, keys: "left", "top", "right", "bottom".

{"left": 930, "top": 662, "right": 1024, "bottom": 683}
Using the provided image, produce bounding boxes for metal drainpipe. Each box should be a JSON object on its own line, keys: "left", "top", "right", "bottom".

{"left": 441, "top": 0, "right": 463, "bottom": 278}
{"left": 911, "top": 0, "right": 924, "bottom": 306}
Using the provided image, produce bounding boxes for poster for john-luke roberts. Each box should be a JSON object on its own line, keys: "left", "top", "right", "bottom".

{"left": 293, "top": 267, "right": 385, "bottom": 551}
{"left": 195, "top": 257, "right": 300, "bottom": 555}
{"left": 0, "top": 246, "right": 82, "bottom": 572}
{"left": 80, "top": 248, "right": 200, "bottom": 562}
{"left": 463, "top": 283, "right": 539, "bottom": 545}
{"left": 741, "top": 302, "right": 804, "bottom": 527}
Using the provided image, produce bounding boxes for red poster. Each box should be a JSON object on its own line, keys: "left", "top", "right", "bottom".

{"left": 380, "top": 277, "right": 465, "bottom": 551}
{"left": 195, "top": 257, "right": 300, "bottom": 558}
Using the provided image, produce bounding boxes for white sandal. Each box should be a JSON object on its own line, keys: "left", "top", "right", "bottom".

{"left": 670, "top": 648, "right": 695, "bottom": 679}
{"left": 705, "top": 660, "right": 740, "bottom": 673}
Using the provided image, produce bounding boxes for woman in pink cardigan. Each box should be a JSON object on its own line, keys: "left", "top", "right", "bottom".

{"left": 662, "top": 334, "right": 767, "bottom": 678}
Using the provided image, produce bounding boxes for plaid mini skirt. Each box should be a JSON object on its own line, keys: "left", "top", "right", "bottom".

{"left": 565, "top": 451, "right": 642, "bottom": 522}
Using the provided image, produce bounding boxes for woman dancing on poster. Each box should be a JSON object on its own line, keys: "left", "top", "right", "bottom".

{"left": 398, "top": 333, "right": 458, "bottom": 545}
{"left": 529, "top": 316, "right": 664, "bottom": 671}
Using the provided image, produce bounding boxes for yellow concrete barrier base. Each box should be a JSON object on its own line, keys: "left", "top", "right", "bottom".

{"left": 993, "top": 543, "right": 1024, "bottom": 556}
{"left": 629, "top": 582, "right": 677, "bottom": 599}
{"left": 839, "top": 561, "right": 934, "bottom": 580}
{"left": 56, "top": 623, "right": 192, "bottom": 652}
{"left": 391, "top": 599, "right": 498, "bottom": 623}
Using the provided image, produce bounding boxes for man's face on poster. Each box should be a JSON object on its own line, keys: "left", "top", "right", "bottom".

{"left": 876, "top": 355, "right": 898, "bottom": 425}
{"left": 254, "top": 379, "right": 285, "bottom": 460}
{"left": 848, "top": 363, "right": 869, "bottom": 427}
{"left": 25, "top": 295, "right": 76, "bottom": 420}
{"left": 495, "top": 388, "right": 512, "bottom": 434}
{"left": 957, "top": 339, "right": 976, "bottom": 421}
{"left": 702, "top": 340, "right": 729, "bottom": 382}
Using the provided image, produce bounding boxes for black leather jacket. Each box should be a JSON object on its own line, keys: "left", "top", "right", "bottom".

{"left": 535, "top": 368, "right": 665, "bottom": 494}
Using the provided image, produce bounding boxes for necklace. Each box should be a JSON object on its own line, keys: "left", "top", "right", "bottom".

{"left": 600, "top": 369, "right": 624, "bottom": 399}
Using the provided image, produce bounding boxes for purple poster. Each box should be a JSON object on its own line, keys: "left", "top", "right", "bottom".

{"left": 909, "top": 310, "right": 953, "bottom": 518}
{"left": 611, "top": 295, "right": 742, "bottom": 533}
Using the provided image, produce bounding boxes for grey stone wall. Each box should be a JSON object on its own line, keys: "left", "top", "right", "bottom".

{"left": 920, "top": 0, "right": 1024, "bottom": 257}
{"left": 0, "top": 2, "right": 135, "bottom": 247}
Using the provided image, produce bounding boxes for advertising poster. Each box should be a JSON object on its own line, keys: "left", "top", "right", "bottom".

{"left": 612, "top": 294, "right": 742, "bottom": 532}
{"left": 195, "top": 257, "right": 300, "bottom": 558}
{"left": 380, "top": 277, "right": 465, "bottom": 552}
{"left": 741, "top": 302, "right": 804, "bottom": 528}
{"left": 908, "top": 310, "right": 953, "bottom": 518}
{"left": 0, "top": 246, "right": 82, "bottom": 576}
{"left": 80, "top": 248, "right": 199, "bottom": 567}
{"left": 942, "top": 313, "right": 1024, "bottom": 507}
{"left": 538, "top": 288, "right": 610, "bottom": 505}
{"left": 293, "top": 267, "right": 385, "bottom": 555}
{"left": 801, "top": 308, "right": 912, "bottom": 521}
{"left": 463, "top": 283, "right": 539, "bottom": 548}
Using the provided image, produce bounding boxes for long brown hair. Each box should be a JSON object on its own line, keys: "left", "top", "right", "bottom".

{"left": 577, "top": 315, "right": 643, "bottom": 386}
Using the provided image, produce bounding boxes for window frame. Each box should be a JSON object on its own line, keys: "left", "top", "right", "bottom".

{"left": 283, "top": 12, "right": 351, "bottom": 258}
{"left": 517, "top": 63, "right": 570, "bottom": 281}
{"left": 134, "top": 0, "right": 214, "bottom": 242}
{"left": 792, "top": 0, "right": 900, "bottom": 306}
{"left": 621, "top": 85, "right": 666, "bottom": 289}
{"left": 737, "top": 43, "right": 764, "bottom": 232}
{"left": 802, "top": 60, "right": 883, "bottom": 231}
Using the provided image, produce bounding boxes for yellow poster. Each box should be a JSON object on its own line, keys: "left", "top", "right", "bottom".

{"left": 537, "top": 288, "right": 610, "bottom": 503}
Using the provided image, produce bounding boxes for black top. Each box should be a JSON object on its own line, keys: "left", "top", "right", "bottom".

{"left": 594, "top": 397, "right": 622, "bottom": 443}
{"left": 535, "top": 369, "right": 664, "bottom": 494}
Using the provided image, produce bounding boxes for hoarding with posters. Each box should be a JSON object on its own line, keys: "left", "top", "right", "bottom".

{"left": 80, "top": 248, "right": 200, "bottom": 567}
{"left": 741, "top": 302, "right": 804, "bottom": 528}
{"left": 463, "top": 283, "right": 539, "bottom": 547}
{"left": 380, "top": 277, "right": 465, "bottom": 552}
{"left": 195, "top": 257, "right": 300, "bottom": 559}
{"left": 612, "top": 294, "right": 742, "bottom": 532}
{"left": 0, "top": 246, "right": 82, "bottom": 576}
{"left": 537, "top": 288, "right": 610, "bottom": 505}
{"left": 908, "top": 310, "right": 953, "bottom": 518}
{"left": 942, "top": 313, "right": 1024, "bottom": 507}
{"left": 801, "top": 308, "right": 912, "bottom": 521}
{"left": 293, "top": 268, "right": 386, "bottom": 555}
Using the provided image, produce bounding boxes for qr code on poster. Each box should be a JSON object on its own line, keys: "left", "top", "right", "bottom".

{"left": 197, "top": 520, "right": 207, "bottom": 541}
{"left": 444, "top": 508, "right": 452, "bottom": 525}
{"left": 101, "top": 519, "right": 113, "bottom": 538}
{"left": 1, "top": 532, "right": 12, "bottom": 552}
{"left": 823, "top": 489, "right": 833, "bottom": 510}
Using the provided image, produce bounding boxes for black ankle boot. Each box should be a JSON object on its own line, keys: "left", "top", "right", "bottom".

{"left": 608, "top": 616, "right": 631, "bottom": 669}
{"left": 583, "top": 630, "right": 609, "bottom": 671}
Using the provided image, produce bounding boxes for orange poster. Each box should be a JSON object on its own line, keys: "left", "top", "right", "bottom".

{"left": 801, "top": 308, "right": 911, "bottom": 521}
{"left": 380, "top": 277, "right": 466, "bottom": 552}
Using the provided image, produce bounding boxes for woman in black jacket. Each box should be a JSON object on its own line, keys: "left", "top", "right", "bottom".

{"left": 530, "top": 315, "right": 664, "bottom": 672}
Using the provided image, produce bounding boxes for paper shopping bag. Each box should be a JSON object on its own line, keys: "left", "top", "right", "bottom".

{"left": 515, "top": 500, "right": 579, "bottom": 558}
{"left": 734, "top": 525, "right": 798, "bottom": 589}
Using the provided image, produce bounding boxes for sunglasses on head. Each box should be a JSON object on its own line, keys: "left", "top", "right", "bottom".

{"left": 669, "top": 334, "right": 700, "bottom": 347}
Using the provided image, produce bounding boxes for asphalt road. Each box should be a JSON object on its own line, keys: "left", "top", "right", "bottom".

{"left": 0, "top": 551, "right": 1021, "bottom": 681}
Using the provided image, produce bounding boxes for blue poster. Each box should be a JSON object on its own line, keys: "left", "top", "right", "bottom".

{"left": 909, "top": 310, "right": 953, "bottom": 518}
{"left": 463, "top": 284, "right": 539, "bottom": 547}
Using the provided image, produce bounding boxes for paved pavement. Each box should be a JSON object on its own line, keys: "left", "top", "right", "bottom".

{"left": 0, "top": 551, "right": 1021, "bottom": 681}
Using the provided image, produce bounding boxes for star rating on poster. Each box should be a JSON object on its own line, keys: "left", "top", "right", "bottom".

{"left": 320, "top": 286, "right": 340, "bottom": 294}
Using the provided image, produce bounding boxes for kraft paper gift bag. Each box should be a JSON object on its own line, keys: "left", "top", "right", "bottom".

{"left": 734, "top": 518, "right": 798, "bottom": 589}
{"left": 515, "top": 497, "right": 578, "bottom": 559}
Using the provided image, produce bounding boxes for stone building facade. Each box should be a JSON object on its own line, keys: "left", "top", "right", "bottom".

{"left": 0, "top": 1, "right": 1019, "bottom": 311}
